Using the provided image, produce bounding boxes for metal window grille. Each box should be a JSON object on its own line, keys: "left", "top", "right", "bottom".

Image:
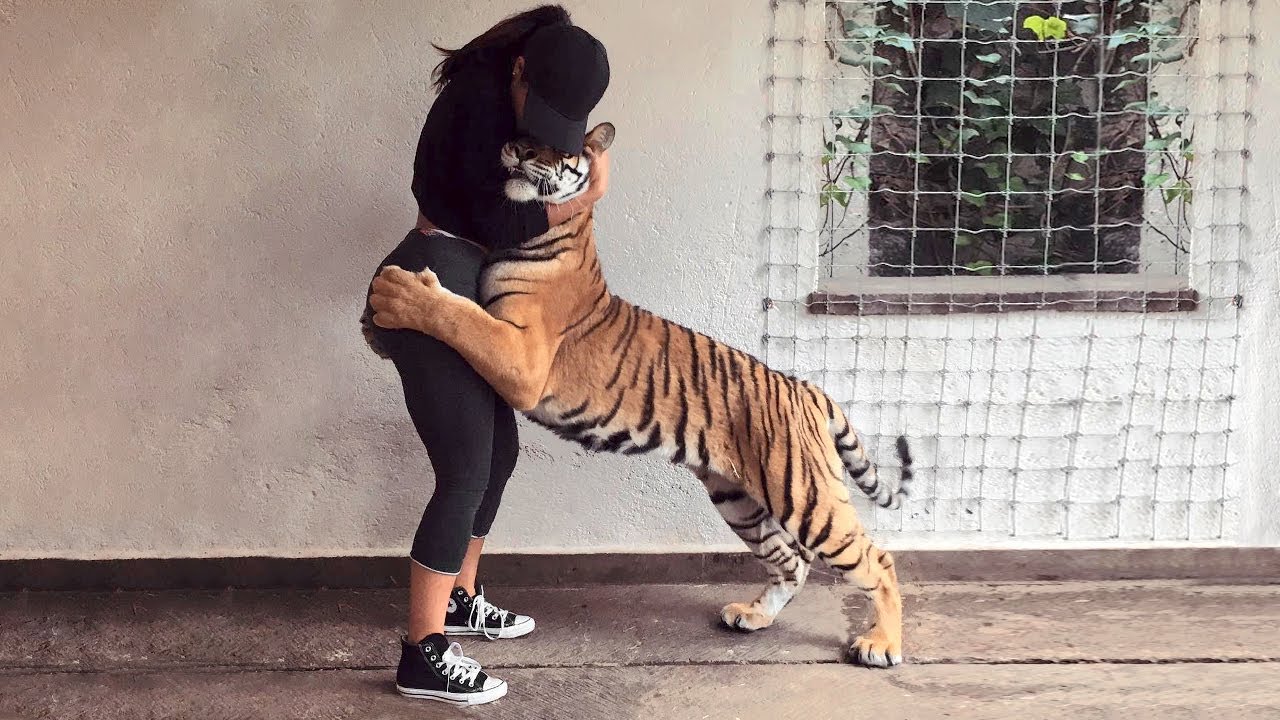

{"left": 763, "top": 0, "right": 1253, "bottom": 542}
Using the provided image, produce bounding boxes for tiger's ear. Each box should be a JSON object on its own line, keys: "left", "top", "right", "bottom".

{"left": 585, "top": 122, "right": 615, "bottom": 153}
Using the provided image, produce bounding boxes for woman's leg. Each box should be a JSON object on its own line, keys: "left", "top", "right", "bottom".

{"left": 370, "top": 235, "right": 508, "bottom": 705}
{"left": 456, "top": 397, "right": 520, "bottom": 596}
{"left": 368, "top": 232, "right": 505, "bottom": 643}
{"left": 387, "top": 330, "right": 502, "bottom": 641}
{"left": 439, "top": 394, "right": 533, "bottom": 639}
{"left": 455, "top": 538, "right": 486, "bottom": 597}
{"left": 408, "top": 561, "right": 462, "bottom": 641}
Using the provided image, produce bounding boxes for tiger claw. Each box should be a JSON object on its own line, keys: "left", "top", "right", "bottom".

{"left": 847, "top": 634, "right": 903, "bottom": 668}
{"left": 720, "top": 602, "right": 774, "bottom": 632}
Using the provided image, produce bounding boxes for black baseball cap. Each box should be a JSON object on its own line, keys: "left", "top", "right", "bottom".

{"left": 520, "top": 23, "right": 610, "bottom": 154}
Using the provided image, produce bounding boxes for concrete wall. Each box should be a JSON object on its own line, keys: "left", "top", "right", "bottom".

{"left": 0, "top": 0, "right": 769, "bottom": 559}
{"left": 2, "top": 0, "right": 1275, "bottom": 560}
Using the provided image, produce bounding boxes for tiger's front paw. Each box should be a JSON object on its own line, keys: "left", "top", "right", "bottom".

{"left": 369, "top": 265, "right": 446, "bottom": 332}
{"left": 720, "top": 602, "right": 775, "bottom": 632}
{"left": 847, "top": 630, "right": 903, "bottom": 668}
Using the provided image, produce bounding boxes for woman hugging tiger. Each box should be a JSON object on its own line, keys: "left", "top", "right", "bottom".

{"left": 366, "top": 122, "right": 915, "bottom": 667}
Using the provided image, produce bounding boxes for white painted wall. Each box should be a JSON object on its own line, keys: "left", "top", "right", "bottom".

{"left": 1, "top": 0, "right": 1274, "bottom": 560}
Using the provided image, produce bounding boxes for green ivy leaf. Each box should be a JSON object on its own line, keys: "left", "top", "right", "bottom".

{"left": 954, "top": 233, "right": 976, "bottom": 248}
{"left": 1023, "top": 16, "right": 1047, "bottom": 40}
{"left": 1139, "top": 20, "right": 1179, "bottom": 36}
{"left": 880, "top": 32, "right": 915, "bottom": 53}
{"left": 836, "top": 52, "right": 891, "bottom": 69}
{"left": 962, "top": 89, "right": 1005, "bottom": 107}
{"left": 1143, "top": 138, "right": 1172, "bottom": 151}
{"left": 844, "top": 175, "right": 872, "bottom": 191}
{"left": 1125, "top": 100, "right": 1181, "bottom": 116}
{"left": 965, "top": 260, "right": 997, "bottom": 276}
{"left": 983, "top": 212, "right": 1011, "bottom": 228}
{"left": 1143, "top": 172, "right": 1171, "bottom": 188}
{"left": 1071, "top": 151, "right": 1090, "bottom": 163}
{"left": 1163, "top": 179, "right": 1193, "bottom": 205}
{"left": 975, "top": 52, "right": 1002, "bottom": 64}
{"left": 1067, "top": 172, "right": 1086, "bottom": 181}
{"left": 1023, "top": 15, "right": 1067, "bottom": 41}
{"left": 1132, "top": 50, "right": 1185, "bottom": 66}
{"left": 844, "top": 102, "right": 896, "bottom": 121}
{"left": 948, "top": 1, "right": 1015, "bottom": 34}
{"left": 1062, "top": 13, "right": 1099, "bottom": 36}
{"left": 962, "top": 192, "right": 988, "bottom": 209}
{"left": 1108, "top": 30, "right": 1143, "bottom": 49}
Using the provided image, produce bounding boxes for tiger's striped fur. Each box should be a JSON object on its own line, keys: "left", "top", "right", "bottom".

{"left": 366, "top": 123, "right": 914, "bottom": 667}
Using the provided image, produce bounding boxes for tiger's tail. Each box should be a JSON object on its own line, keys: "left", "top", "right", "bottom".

{"left": 826, "top": 399, "right": 913, "bottom": 510}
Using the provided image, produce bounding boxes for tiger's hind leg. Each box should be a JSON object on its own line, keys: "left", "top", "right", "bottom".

{"left": 702, "top": 473, "right": 812, "bottom": 632}
{"left": 811, "top": 496, "right": 904, "bottom": 668}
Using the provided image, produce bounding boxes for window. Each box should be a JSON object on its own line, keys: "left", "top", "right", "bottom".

{"left": 820, "top": 0, "right": 1197, "bottom": 285}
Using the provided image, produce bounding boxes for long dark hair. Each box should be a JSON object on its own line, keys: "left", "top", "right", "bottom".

{"left": 432, "top": 5, "right": 571, "bottom": 91}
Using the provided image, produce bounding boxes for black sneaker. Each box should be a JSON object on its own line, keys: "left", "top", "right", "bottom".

{"left": 444, "top": 586, "right": 536, "bottom": 640}
{"left": 395, "top": 633, "right": 507, "bottom": 706}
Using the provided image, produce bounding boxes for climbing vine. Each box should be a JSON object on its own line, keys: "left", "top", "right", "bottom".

{"left": 823, "top": 0, "right": 1197, "bottom": 276}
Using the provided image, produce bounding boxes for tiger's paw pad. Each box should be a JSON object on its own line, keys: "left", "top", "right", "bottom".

{"left": 846, "top": 634, "right": 903, "bottom": 668}
{"left": 720, "top": 602, "right": 775, "bottom": 632}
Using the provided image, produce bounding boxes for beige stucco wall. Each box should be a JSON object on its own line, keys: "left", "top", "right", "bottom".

{"left": 1, "top": 1, "right": 769, "bottom": 558}
{"left": 3, "top": 0, "right": 1277, "bottom": 560}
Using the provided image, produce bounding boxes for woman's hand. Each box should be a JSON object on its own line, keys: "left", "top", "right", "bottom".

{"left": 583, "top": 146, "right": 610, "bottom": 203}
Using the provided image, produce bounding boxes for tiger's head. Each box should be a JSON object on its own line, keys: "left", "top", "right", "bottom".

{"left": 501, "top": 122, "right": 616, "bottom": 204}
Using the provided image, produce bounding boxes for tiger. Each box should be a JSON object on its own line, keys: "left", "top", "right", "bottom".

{"left": 366, "top": 122, "right": 915, "bottom": 667}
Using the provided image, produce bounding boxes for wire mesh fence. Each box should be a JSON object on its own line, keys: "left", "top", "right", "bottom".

{"left": 763, "top": 0, "right": 1253, "bottom": 542}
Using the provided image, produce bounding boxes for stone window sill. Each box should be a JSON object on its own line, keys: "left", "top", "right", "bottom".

{"left": 806, "top": 275, "right": 1197, "bottom": 316}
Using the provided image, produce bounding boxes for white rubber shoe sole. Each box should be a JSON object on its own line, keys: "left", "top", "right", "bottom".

{"left": 444, "top": 615, "right": 536, "bottom": 639}
{"left": 396, "top": 680, "right": 508, "bottom": 706}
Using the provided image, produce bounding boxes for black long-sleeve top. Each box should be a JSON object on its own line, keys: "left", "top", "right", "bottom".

{"left": 411, "top": 52, "right": 550, "bottom": 251}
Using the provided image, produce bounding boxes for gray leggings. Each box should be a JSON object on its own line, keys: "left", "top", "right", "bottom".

{"left": 363, "top": 230, "right": 519, "bottom": 575}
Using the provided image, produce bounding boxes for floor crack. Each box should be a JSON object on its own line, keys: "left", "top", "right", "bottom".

{"left": 3, "top": 656, "right": 1277, "bottom": 677}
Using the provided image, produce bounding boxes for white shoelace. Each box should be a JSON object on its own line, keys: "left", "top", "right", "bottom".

{"left": 468, "top": 590, "right": 511, "bottom": 641}
{"left": 439, "top": 642, "right": 482, "bottom": 685}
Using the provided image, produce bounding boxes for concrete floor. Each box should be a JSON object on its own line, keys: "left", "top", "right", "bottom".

{"left": 2, "top": 580, "right": 1278, "bottom": 719}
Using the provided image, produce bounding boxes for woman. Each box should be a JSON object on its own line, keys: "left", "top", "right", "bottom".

{"left": 362, "top": 5, "right": 610, "bottom": 706}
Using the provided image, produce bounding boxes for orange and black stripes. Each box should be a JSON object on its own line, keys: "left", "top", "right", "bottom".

{"left": 436, "top": 133, "right": 913, "bottom": 664}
